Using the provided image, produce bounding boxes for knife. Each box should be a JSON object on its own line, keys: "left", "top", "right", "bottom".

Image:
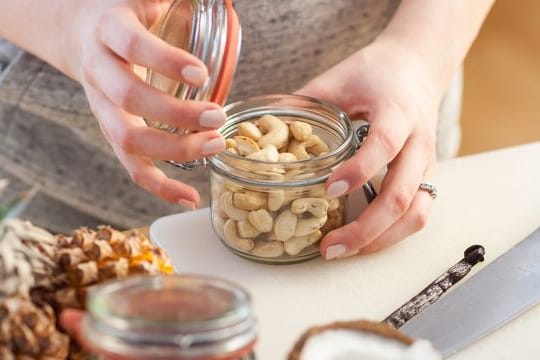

{"left": 400, "top": 226, "right": 540, "bottom": 357}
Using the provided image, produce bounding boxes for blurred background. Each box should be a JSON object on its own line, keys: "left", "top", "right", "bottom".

{"left": 1, "top": 1, "right": 539, "bottom": 157}
{"left": 459, "top": 0, "right": 540, "bottom": 155}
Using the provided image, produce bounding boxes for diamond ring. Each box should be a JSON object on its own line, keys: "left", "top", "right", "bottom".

{"left": 419, "top": 182, "right": 438, "bottom": 199}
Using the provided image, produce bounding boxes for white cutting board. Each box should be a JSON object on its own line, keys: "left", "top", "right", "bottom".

{"left": 150, "top": 142, "right": 540, "bottom": 360}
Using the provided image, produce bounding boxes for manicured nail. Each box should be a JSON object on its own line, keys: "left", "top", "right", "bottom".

{"left": 202, "top": 137, "right": 226, "bottom": 156}
{"left": 181, "top": 65, "right": 208, "bottom": 85}
{"left": 178, "top": 199, "right": 196, "bottom": 210}
{"left": 338, "top": 249, "right": 359, "bottom": 259}
{"left": 326, "top": 180, "right": 349, "bottom": 199}
{"left": 199, "top": 109, "right": 226, "bottom": 128}
{"left": 325, "top": 244, "right": 348, "bottom": 260}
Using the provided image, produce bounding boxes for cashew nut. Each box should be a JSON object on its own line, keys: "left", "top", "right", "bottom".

{"left": 219, "top": 191, "right": 249, "bottom": 221}
{"left": 274, "top": 209, "right": 298, "bottom": 241}
{"left": 278, "top": 152, "right": 298, "bottom": 162}
{"left": 328, "top": 198, "right": 340, "bottom": 211}
{"left": 234, "top": 136, "right": 260, "bottom": 156}
{"left": 238, "top": 122, "right": 263, "bottom": 141}
{"left": 212, "top": 199, "right": 228, "bottom": 219}
{"left": 288, "top": 139, "right": 310, "bottom": 160}
{"left": 233, "top": 190, "right": 266, "bottom": 211}
{"left": 284, "top": 230, "right": 322, "bottom": 256}
{"left": 223, "top": 219, "right": 254, "bottom": 251}
{"left": 305, "top": 134, "right": 330, "bottom": 156}
{"left": 290, "top": 121, "right": 312, "bottom": 142}
{"left": 257, "top": 114, "right": 290, "bottom": 150}
{"left": 237, "top": 220, "right": 262, "bottom": 238}
{"left": 295, "top": 215, "right": 328, "bottom": 237}
{"left": 226, "top": 138, "right": 237, "bottom": 149}
{"left": 225, "top": 180, "right": 244, "bottom": 193}
{"left": 291, "top": 198, "right": 329, "bottom": 218}
{"left": 248, "top": 209, "right": 274, "bottom": 233}
{"left": 254, "top": 171, "right": 286, "bottom": 180}
{"left": 212, "top": 215, "right": 227, "bottom": 240}
{"left": 247, "top": 144, "right": 279, "bottom": 162}
{"left": 267, "top": 190, "right": 285, "bottom": 211}
{"left": 269, "top": 188, "right": 305, "bottom": 210}
{"left": 251, "top": 240, "right": 284, "bottom": 258}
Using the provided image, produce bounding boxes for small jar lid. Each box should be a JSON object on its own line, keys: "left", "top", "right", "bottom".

{"left": 83, "top": 274, "right": 257, "bottom": 358}
{"left": 146, "top": 0, "right": 241, "bottom": 134}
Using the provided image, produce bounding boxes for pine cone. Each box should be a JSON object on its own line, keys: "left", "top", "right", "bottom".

{"left": 0, "top": 296, "right": 69, "bottom": 359}
{"left": 45, "top": 226, "right": 174, "bottom": 311}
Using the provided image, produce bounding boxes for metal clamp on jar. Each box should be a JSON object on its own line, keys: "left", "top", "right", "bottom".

{"left": 145, "top": 0, "right": 376, "bottom": 264}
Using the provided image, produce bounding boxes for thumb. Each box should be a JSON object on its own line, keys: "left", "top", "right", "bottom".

{"left": 295, "top": 76, "right": 343, "bottom": 108}
{"left": 295, "top": 72, "right": 368, "bottom": 119}
{"left": 60, "top": 309, "right": 96, "bottom": 354}
{"left": 60, "top": 309, "right": 85, "bottom": 337}
{"left": 60, "top": 310, "right": 138, "bottom": 360}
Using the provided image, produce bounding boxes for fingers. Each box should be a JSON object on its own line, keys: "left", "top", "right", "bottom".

{"left": 60, "top": 310, "right": 128, "bottom": 360}
{"left": 325, "top": 103, "right": 412, "bottom": 199}
{"left": 97, "top": 6, "right": 208, "bottom": 86}
{"left": 322, "top": 133, "right": 433, "bottom": 259}
{"left": 78, "top": 4, "right": 224, "bottom": 205}
{"left": 111, "top": 143, "right": 201, "bottom": 206}
{"left": 60, "top": 310, "right": 92, "bottom": 352}
{"left": 83, "top": 50, "right": 225, "bottom": 130}
{"left": 358, "top": 187, "right": 434, "bottom": 254}
{"left": 88, "top": 87, "right": 225, "bottom": 162}
{"left": 86, "top": 88, "right": 221, "bottom": 204}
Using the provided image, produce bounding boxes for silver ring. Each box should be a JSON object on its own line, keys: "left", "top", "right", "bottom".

{"left": 419, "top": 182, "right": 438, "bottom": 199}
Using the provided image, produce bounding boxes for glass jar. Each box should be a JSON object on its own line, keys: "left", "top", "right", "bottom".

{"left": 146, "top": 2, "right": 375, "bottom": 264}
{"left": 208, "top": 94, "right": 358, "bottom": 264}
{"left": 146, "top": 0, "right": 240, "bottom": 137}
{"left": 82, "top": 274, "right": 257, "bottom": 359}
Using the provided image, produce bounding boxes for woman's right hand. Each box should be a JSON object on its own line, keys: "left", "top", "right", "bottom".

{"left": 61, "top": 310, "right": 129, "bottom": 359}
{"left": 68, "top": 0, "right": 226, "bottom": 208}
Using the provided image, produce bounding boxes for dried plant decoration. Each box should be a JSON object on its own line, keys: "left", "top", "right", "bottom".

{"left": 1, "top": 180, "right": 174, "bottom": 359}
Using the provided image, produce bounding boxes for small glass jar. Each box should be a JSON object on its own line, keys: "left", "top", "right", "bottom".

{"left": 82, "top": 275, "right": 257, "bottom": 359}
{"left": 208, "top": 95, "right": 358, "bottom": 264}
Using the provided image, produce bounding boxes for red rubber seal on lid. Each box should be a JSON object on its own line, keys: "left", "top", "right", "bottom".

{"left": 210, "top": 0, "right": 240, "bottom": 105}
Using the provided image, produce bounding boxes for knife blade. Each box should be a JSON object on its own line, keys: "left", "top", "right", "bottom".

{"left": 400, "top": 226, "right": 540, "bottom": 357}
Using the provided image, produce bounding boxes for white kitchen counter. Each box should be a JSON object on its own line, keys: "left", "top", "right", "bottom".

{"left": 151, "top": 142, "right": 540, "bottom": 359}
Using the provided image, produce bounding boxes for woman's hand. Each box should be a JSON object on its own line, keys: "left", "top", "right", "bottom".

{"left": 61, "top": 310, "right": 130, "bottom": 359}
{"left": 298, "top": 38, "right": 445, "bottom": 258}
{"left": 68, "top": 0, "right": 226, "bottom": 207}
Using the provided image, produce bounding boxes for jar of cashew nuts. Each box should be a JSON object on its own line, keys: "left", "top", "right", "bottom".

{"left": 145, "top": 2, "right": 365, "bottom": 264}
{"left": 207, "top": 94, "right": 358, "bottom": 264}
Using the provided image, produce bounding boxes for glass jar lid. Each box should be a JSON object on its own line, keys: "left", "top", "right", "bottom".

{"left": 83, "top": 274, "right": 257, "bottom": 358}
{"left": 146, "top": 0, "right": 241, "bottom": 134}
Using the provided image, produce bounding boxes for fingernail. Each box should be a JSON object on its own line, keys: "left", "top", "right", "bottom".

{"left": 178, "top": 199, "right": 196, "bottom": 210}
{"left": 199, "top": 109, "right": 226, "bottom": 128}
{"left": 338, "top": 249, "right": 359, "bottom": 259}
{"left": 182, "top": 65, "right": 208, "bottom": 85}
{"left": 326, "top": 180, "right": 349, "bottom": 199}
{"left": 325, "top": 244, "right": 348, "bottom": 260}
{"left": 202, "top": 137, "right": 226, "bottom": 156}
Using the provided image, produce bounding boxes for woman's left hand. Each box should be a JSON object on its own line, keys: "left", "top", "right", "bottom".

{"left": 298, "top": 38, "right": 446, "bottom": 259}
